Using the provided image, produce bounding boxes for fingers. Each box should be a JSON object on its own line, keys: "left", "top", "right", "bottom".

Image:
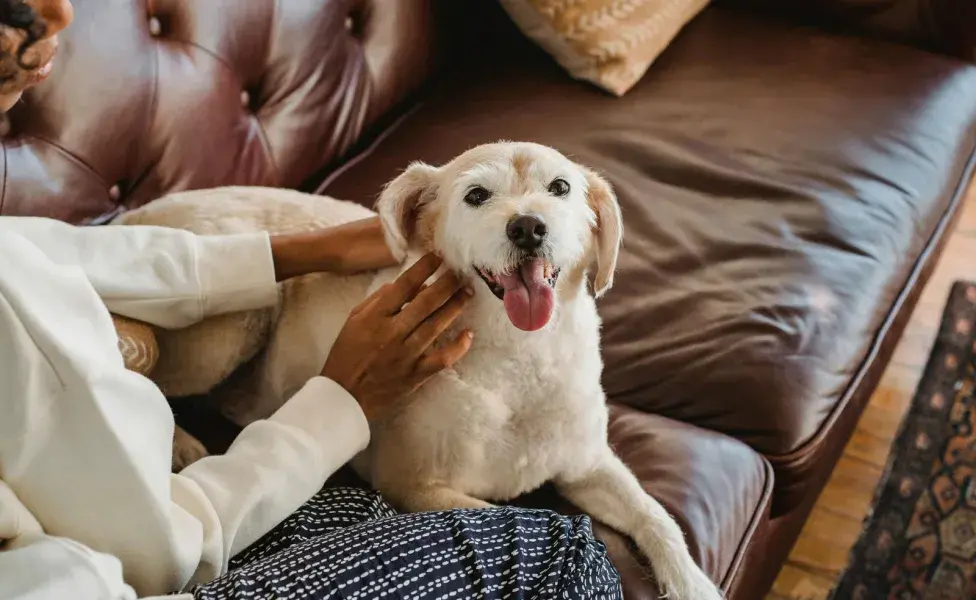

{"left": 394, "top": 270, "right": 467, "bottom": 336}
{"left": 373, "top": 253, "right": 443, "bottom": 315}
{"left": 403, "top": 287, "right": 474, "bottom": 357}
{"left": 415, "top": 330, "right": 474, "bottom": 377}
{"left": 349, "top": 284, "right": 387, "bottom": 318}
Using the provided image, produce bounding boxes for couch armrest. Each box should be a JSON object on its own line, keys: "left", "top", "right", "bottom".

{"left": 715, "top": 0, "right": 975, "bottom": 63}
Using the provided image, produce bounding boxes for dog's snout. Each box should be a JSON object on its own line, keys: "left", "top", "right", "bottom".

{"left": 507, "top": 215, "right": 547, "bottom": 250}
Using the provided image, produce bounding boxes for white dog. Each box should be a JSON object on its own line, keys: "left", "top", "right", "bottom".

{"left": 117, "top": 141, "right": 722, "bottom": 600}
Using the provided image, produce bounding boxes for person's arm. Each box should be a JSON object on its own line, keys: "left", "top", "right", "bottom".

{"left": 0, "top": 216, "right": 398, "bottom": 330}
{"left": 269, "top": 216, "right": 397, "bottom": 281}
{"left": 0, "top": 527, "right": 140, "bottom": 600}
{"left": 0, "top": 230, "right": 370, "bottom": 596}
{"left": 0, "top": 216, "right": 278, "bottom": 329}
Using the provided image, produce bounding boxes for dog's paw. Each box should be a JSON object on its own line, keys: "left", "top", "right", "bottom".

{"left": 657, "top": 563, "right": 723, "bottom": 600}
{"left": 172, "top": 426, "right": 209, "bottom": 472}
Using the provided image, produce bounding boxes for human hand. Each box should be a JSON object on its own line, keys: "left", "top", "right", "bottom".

{"left": 321, "top": 253, "right": 474, "bottom": 421}
{"left": 270, "top": 217, "right": 399, "bottom": 281}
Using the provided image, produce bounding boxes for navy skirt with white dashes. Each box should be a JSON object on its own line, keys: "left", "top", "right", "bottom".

{"left": 191, "top": 486, "right": 622, "bottom": 599}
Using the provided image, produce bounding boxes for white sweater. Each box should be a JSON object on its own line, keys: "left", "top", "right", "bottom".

{"left": 0, "top": 217, "right": 371, "bottom": 599}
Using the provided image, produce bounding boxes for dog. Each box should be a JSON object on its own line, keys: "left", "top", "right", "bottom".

{"left": 116, "top": 141, "right": 723, "bottom": 600}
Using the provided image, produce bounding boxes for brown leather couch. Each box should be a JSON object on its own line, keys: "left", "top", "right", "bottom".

{"left": 4, "top": 1, "right": 975, "bottom": 598}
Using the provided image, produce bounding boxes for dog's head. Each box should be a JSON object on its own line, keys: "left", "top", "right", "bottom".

{"left": 376, "top": 141, "right": 622, "bottom": 332}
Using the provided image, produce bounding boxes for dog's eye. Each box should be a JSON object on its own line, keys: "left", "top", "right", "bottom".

{"left": 464, "top": 187, "right": 492, "bottom": 207}
{"left": 548, "top": 178, "right": 570, "bottom": 197}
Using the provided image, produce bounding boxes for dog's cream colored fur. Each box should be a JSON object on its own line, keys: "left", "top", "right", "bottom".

{"left": 116, "top": 142, "right": 722, "bottom": 599}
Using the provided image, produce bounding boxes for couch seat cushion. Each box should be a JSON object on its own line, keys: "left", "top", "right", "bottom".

{"left": 321, "top": 7, "right": 976, "bottom": 513}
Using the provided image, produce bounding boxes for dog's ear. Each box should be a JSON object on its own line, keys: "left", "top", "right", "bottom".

{"left": 375, "top": 161, "right": 439, "bottom": 261}
{"left": 584, "top": 168, "right": 623, "bottom": 297}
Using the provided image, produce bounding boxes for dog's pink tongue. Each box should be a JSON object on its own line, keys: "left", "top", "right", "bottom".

{"left": 498, "top": 258, "right": 555, "bottom": 331}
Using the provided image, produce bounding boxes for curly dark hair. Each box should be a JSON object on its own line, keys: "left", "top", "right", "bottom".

{"left": 0, "top": 0, "right": 46, "bottom": 69}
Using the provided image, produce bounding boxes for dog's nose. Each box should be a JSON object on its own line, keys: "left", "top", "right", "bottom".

{"left": 507, "top": 215, "right": 548, "bottom": 250}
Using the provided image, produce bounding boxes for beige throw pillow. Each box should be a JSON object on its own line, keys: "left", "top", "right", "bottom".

{"left": 499, "top": 0, "right": 710, "bottom": 96}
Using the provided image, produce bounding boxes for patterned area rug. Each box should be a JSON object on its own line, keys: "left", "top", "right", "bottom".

{"left": 830, "top": 281, "right": 976, "bottom": 600}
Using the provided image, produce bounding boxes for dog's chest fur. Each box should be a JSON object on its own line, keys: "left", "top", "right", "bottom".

{"left": 358, "top": 267, "right": 610, "bottom": 502}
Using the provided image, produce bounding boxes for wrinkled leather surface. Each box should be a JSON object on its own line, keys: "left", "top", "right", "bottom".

{"left": 0, "top": 0, "right": 443, "bottom": 222}
{"left": 322, "top": 7, "right": 976, "bottom": 512}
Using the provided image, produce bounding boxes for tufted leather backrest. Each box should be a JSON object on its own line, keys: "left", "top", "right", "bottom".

{"left": 0, "top": 0, "right": 444, "bottom": 223}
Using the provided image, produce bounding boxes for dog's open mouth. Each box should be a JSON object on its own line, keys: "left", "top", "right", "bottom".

{"left": 475, "top": 258, "right": 561, "bottom": 332}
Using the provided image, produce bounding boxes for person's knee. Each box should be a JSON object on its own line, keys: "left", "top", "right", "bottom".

{"left": 554, "top": 514, "right": 623, "bottom": 598}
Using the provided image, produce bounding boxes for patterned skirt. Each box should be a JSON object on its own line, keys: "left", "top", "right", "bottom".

{"left": 190, "top": 486, "right": 622, "bottom": 600}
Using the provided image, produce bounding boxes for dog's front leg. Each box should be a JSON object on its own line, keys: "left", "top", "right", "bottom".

{"left": 556, "top": 450, "right": 723, "bottom": 600}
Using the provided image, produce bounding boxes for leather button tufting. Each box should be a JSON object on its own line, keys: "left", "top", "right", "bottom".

{"left": 148, "top": 16, "right": 161, "bottom": 37}
{"left": 108, "top": 184, "right": 121, "bottom": 202}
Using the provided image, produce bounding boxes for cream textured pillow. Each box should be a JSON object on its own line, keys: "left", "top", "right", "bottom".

{"left": 499, "top": 0, "right": 710, "bottom": 96}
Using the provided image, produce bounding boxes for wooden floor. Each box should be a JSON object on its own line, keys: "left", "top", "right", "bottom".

{"left": 766, "top": 176, "right": 976, "bottom": 600}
